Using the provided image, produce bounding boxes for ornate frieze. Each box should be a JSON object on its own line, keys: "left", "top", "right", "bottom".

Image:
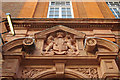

{"left": 22, "top": 67, "right": 52, "bottom": 78}
{"left": 68, "top": 67, "right": 98, "bottom": 78}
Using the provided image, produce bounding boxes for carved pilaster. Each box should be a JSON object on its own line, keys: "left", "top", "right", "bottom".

{"left": 75, "top": 36, "right": 84, "bottom": 50}
{"left": 2, "top": 59, "right": 19, "bottom": 78}
{"left": 75, "top": 36, "right": 86, "bottom": 56}
{"left": 100, "top": 59, "right": 120, "bottom": 78}
{"left": 35, "top": 36, "right": 46, "bottom": 53}
{"left": 54, "top": 60, "right": 66, "bottom": 78}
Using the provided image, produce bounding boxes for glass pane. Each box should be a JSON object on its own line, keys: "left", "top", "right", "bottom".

{"left": 116, "top": 11, "right": 120, "bottom": 13}
{"left": 110, "top": 4, "right": 115, "bottom": 6}
{"left": 49, "top": 11, "right": 54, "bottom": 15}
{"left": 62, "top": 15, "right": 66, "bottom": 18}
{"left": 110, "top": 9, "right": 114, "bottom": 13}
{"left": 51, "top": 2, "right": 55, "bottom": 5}
{"left": 55, "top": 8, "right": 59, "bottom": 11}
{"left": 67, "top": 15, "right": 72, "bottom": 18}
{"left": 49, "top": 15, "right": 53, "bottom": 18}
{"left": 56, "top": 2, "right": 61, "bottom": 5}
{"left": 67, "top": 8, "right": 71, "bottom": 11}
{"left": 62, "top": 11, "right": 66, "bottom": 15}
{"left": 66, "top": 2, "right": 70, "bottom": 5}
{"left": 55, "top": 11, "right": 59, "bottom": 15}
{"left": 116, "top": 12, "right": 120, "bottom": 15}
{"left": 61, "top": 2, "right": 65, "bottom": 5}
{"left": 114, "top": 2, "right": 119, "bottom": 4}
{"left": 109, "top": 2, "right": 113, "bottom": 4}
{"left": 50, "top": 8, "right": 54, "bottom": 11}
{"left": 67, "top": 11, "right": 71, "bottom": 15}
{"left": 113, "top": 13, "right": 116, "bottom": 15}
{"left": 62, "top": 8, "right": 66, "bottom": 11}
{"left": 113, "top": 8, "right": 118, "bottom": 11}
{"left": 55, "top": 15, "right": 59, "bottom": 17}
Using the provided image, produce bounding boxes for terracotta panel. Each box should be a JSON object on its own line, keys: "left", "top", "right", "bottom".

{"left": 97, "top": 2, "right": 115, "bottom": 18}
{"left": 83, "top": 0, "right": 104, "bottom": 18}
{"left": 33, "top": 2, "right": 49, "bottom": 18}
{"left": 18, "top": 0, "right": 38, "bottom": 18}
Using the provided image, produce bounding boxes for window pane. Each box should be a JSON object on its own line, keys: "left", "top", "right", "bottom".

{"left": 62, "top": 15, "right": 66, "bottom": 18}
{"left": 55, "top": 11, "right": 59, "bottom": 15}
{"left": 62, "top": 11, "right": 66, "bottom": 15}
{"left": 113, "top": 8, "right": 118, "bottom": 11}
{"left": 51, "top": 2, "right": 55, "bottom": 5}
{"left": 55, "top": 15, "right": 59, "bottom": 17}
{"left": 109, "top": 2, "right": 113, "bottom": 4}
{"left": 56, "top": 2, "right": 61, "bottom": 5}
{"left": 113, "top": 13, "right": 116, "bottom": 15}
{"left": 55, "top": 8, "right": 59, "bottom": 11}
{"left": 116, "top": 12, "right": 120, "bottom": 15}
{"left": 50, "top": 8, "right": 54, "bottom": 11}
{"left": 67, "top": 15, "right": 72, "bottom": 18}
{"left": 67, "top": 11, "right": 71, "bottom": 15}
{"left": 66, "top": 2, "right": 70, "bottom": 5}
{"left": 61, "top": 2, "right": 65, "bottom": 5}
{"left": 62, "top": 8, "right": 66, "bottom": 11}
{"left": 67, "top": 8, "right": 71, "bottom": 11}
{"left": 49, "top": 15, "right": 53, "bottom": 18}
{"left": 49, "top": 11, "right": 54, "bottom": 15}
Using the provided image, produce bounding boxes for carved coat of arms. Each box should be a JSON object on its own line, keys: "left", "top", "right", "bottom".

{"left": 44, "top": 31, "right": 76, "bottom": 55}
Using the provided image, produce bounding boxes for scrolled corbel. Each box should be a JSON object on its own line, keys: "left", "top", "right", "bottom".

{"left": 85, "top": 38, "right": 97, "bottom": 52}
{"left": 23, "top": 38, "right": 35, "bottom": 54}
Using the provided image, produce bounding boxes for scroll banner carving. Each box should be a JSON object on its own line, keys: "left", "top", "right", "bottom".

{"left": 69, "top": 67, "right": 98, "bottom": 78}
{"left": 43, "top": 31, "right": 79, "bottom": 56}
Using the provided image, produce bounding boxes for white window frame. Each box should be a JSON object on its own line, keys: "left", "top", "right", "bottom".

{"left": 47, "top": 0, "right": 74, "bottom": 18}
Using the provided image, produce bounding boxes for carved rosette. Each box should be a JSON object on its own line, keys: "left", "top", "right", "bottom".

{"left": 69, "top": 67, "right": 98, "bottom": 78}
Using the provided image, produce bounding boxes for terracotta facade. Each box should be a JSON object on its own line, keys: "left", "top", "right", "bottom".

{"left": 1, "top": 0, "right": 120, "bottom": 80}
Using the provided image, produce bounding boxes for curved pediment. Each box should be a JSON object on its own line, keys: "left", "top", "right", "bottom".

{"left": 34, "top": 25, "right": 85, "bottom": 39}
{"left": 85, "top": 37, "right": 119, "bottom": 53}
{"left": 2, "top": 37, "right": 34, "bottom": 52}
